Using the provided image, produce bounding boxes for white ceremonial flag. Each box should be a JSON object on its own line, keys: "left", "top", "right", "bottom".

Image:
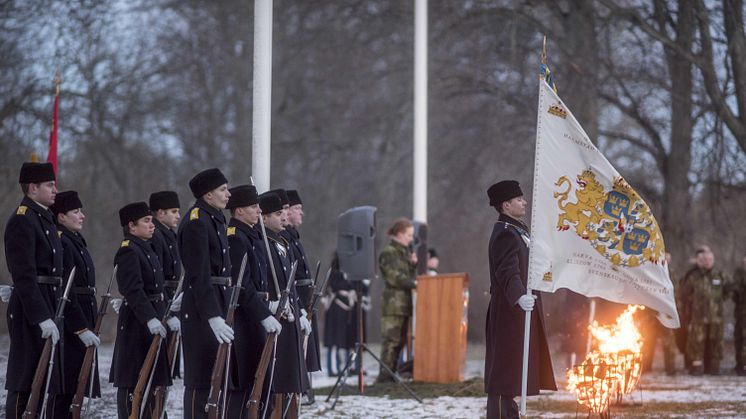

{"left": 527, "top": 80, "right": 680, "bottom": 329}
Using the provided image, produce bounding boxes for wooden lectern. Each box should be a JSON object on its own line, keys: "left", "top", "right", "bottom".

{"left": 413, "top": 273, "right": 469, "bottom": 383}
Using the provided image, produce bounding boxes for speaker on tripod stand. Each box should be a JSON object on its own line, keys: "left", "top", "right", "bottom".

{"left": 326, "top": 207, "right": 422, "bottom": 408}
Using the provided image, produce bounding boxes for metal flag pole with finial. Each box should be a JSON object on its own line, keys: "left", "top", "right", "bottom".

{"left": 520, "top": 34, "right": 549, "bottom": 418}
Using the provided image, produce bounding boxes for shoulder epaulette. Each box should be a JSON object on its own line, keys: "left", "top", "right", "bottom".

{"left": 121, "top": 240, "right": 130, "bottom": 247}
{"left": 16, "top": 205, "right": 27, "bottom": 215}
{"left": 227, "top": 226, "right": 236, "bottom": 236}
{"left": 57, "top": 230, "right": 63, "bottom": 237}
{"left": 190, "top": 208, "right": 200, "bottom": 221}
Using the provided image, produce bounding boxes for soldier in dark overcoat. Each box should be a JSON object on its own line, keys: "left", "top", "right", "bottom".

{"left": 51, "top": 191, "right": 102, "bottom": 410}
{"left": 260, "top": 192, "right": 310, "bottom": 414}
{"left": 282, "top": 189, "right": 321, "bottom": 403}
{"left": 485, "top": 180, "right": 556, "bottom": 419}
{"left": 110, "top": 202, "right": 174, "bottom": 418}
{"left": 177, "top": 168, "right": 235, "bottom": 419}
{"left": 149, "top": 190, "right": 183, "bottom": 378}
{"left": 224, "top": 185, "right": 282, "bottom": 418}
{"left": 4, "top": 162, "right": 97, "bottom": 418}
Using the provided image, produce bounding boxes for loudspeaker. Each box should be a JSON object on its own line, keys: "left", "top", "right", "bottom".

{"left": 412, "top": 221, "right": 428, "bottom": 275}
{"left": 337, "top": 206, "right": 377, "bottom": 281}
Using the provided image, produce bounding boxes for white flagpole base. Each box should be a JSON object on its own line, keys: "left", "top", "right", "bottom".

{"left": 519, "top": 288, "right": 532, "bottom": 417}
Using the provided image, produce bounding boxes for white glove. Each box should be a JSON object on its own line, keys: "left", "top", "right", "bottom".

{"left": 299, "top": 310, "right": 312, "bottom": 335}
{"left": 284, "top": 305, "right": 295, "bottom": 323}
{"left": 111, "top": 298, "right": 123, "bottom": 314}
{"left": 361, "top": 295, "right": 372, "bottom": 312}
{"left": 260, "top": 316, "right": 282, "bottom": 334}
{"left": 269, "top": 300, "right": 279, "bottom": 314}
{"left": 208, "top": 316, "right": 234, "bottom": 344}
{"left": 78, "top": 330, "right": 100, "bottom": 347}
{"left": 39, "top": 319, "right": 60, "bottom": 344}
{"left": 170, "top": 292, "right": 183, "bottom": 313}
{"left": 147, "top": 318, "right": 167, "bottom": 338}
{"left": 166, "top": 316, "right": 181, "bottom": 332}
{"left": 0, "top": 285, "right": 12, "bottom": 303}
{"left": 517, "top": 294, "right": 537, "bottom": 312}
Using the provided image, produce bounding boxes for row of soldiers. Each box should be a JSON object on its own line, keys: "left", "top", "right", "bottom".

{"left": 3, "top": 162, "right": 322, "bottom": 418}
{"left": 642, "top": 246, "right": 746, "bottom": 376}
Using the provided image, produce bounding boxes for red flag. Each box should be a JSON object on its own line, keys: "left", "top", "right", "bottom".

{"left": 47, "top": 91, "right": 59, "bottom": 175}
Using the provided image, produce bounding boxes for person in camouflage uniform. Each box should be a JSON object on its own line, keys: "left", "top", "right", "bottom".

{"left": 730, "top": 255, "right": 746, "bottom": 376}
{"left": 680, "top": 246, "right": 728, "bottom": 375}
{"left": 375, "top": 218, "right": 417, "bottom": 383}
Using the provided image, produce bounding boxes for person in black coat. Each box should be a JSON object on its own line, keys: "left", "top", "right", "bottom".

{"left": 485, "top": 180, "right": 556, "bottom": 419}
{"left": 4, "top": 163, "right": 98, "bottom": 419}
{"left": 177, "top": 168, "right": 235, "bottom": 419}
{"left": 50, "top": 191, "right": 103, "bottom": 412}
{"left": 282, "top": 189, "right": 321, "bottom": 402}
{"left": 110, "top": 202, "right": 175, "bottom": 418}
{"left": 259, "top": 192, "right": 310, "bottom": 414}
{"left": 224, "top": 185, "right": 282, "bottom": 418}
{"left": 323, "top": 253, "right": 357, "bottom": 376}
{"left": 149, "top": 190, "right": 183, "bottom": 379}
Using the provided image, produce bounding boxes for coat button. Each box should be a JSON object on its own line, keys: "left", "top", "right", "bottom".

{"left": 222, "top": 268, "right": 226, "bottom": 272}
{"left": 185, "top": 313, "right": 188, "bottom": 319}
{"left": 147, "top": 255, "right": 150, "bottom": 259}
{"left": 46, "top": 230, "right": 49, "bottom": 235}
{"left": 52, "top": 268, "right": 56, "bottom": 273}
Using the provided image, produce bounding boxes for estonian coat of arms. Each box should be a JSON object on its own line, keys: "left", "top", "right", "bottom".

{"left": 553, "top": 169, "right": 666, "bottom": 267}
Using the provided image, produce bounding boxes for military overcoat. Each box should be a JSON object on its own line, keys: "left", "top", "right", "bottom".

{"left": 485, "top": 214, "right": 556, "bottom": 396}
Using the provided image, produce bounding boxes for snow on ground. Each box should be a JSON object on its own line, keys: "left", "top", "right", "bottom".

{"left": 1, "top": 336, "right": 745, "bottom": 418}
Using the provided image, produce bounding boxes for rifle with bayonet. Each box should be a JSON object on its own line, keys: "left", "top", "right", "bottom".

{"left": 302, "top": 265, "right": 331, "bottom": 356}
{"left": 152, "top": 265, "right": 186, "bottom": 419}
{"left": 70, "top": 265, "right": 117, "bottom": 419}
{"left": 23, "top": 267, "right": 76, "bottom": 419}
{"left": 128, "top": 272, "right": 184, "bottom": 419}
{"left": 245, "top": 261, "right": 298, "bottom": 419}
{"left": 205, "top": 253, "right": 248, "bottom": 419}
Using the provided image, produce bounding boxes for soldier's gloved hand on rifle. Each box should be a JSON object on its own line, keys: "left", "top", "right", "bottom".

{"left": 39, "top": 318, "right": 60, "bottom": 344}
{"left": 260, "top": 316, "right": 282, "bottom": 334}
{"left": 299, "top": 309, "right": 312, "bottom": 335}
{"left": 166, "top": 316, "right": 181, "bottom": 333}
{"left": 517, "top": 294, "right": 537, "bottom": 312}
{"left": 0, "top": 285, "right": 12, "bottom": 303}
{"left": 146, "top": 318, "right": 167, "bottom": 338}
{"left": 77, "top": 329, "right": 101, "bottom": 347}
{"left": 269, "top": 300, "right": 294, "bottom": 321}
{"left": 361, "top": 295, "right": 372, "bottom": 312}
{"left": 170, "top": 292, "right": 183, "bottom": 313}
{"left": 111, "top": 298, "right": 123, "bottom": 314}
{"left": 207, "top": 316, "right": 234, "bottom": 344}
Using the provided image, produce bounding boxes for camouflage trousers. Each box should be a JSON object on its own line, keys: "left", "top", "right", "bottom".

{"left": 377, "top": 315, "right": 409, "bottom": 381}
{"left": 686, "top": 322, "right": 723, "bottom": 373}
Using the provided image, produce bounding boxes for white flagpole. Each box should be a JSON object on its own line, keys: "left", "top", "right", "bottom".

{"left": 521, "top": 36, "right": 548, "bottom": 417}
{"left": 252, "top": 0, "right": 273, "bottom": 192}
{"left": 585, "top": 298, "right": 597, "bottom": 354}
{"left": 413, "top": 0, "right": 428, "bottom": 223}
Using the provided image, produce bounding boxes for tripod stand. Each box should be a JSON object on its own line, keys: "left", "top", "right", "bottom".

{"left": 326, "top": 280, "right": 422, "bottom": 409}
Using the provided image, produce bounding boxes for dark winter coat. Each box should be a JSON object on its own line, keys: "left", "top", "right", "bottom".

{"left": 281, "top": 226, "right": 321, "bottom": 372}
{"left": 177, "top": 199, "right": 231, "bottom": 389}
{"left": 227, "top": 218, "right": 273, "bottom": 390}
{"left": 109, "top": 234, "right": 171, "bottom": 388}
{"left": 266, "top": 228, "right": 309, "bottom": 393}
{"left": 485, "top": 214, "right": 556, "bottom": 397}
{"left": 59, "top": 225, "right": 100, "bottom": 396}
{"left": 151, "top": 218, "right": 182, "bottom": 378}
{"left": 4, "top": 197, "right": 86, "bottom": 393}
{"left": 323, "top": 269, "right": 356, "bottom": 349}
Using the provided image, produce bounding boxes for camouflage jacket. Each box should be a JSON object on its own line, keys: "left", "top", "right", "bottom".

{"left": 731, "top": 267, "right": 746, "bottom": 316}
{"left": 681, "top": 267, "right": 729, "bottom": 324}
{"left": 379, "top": 240, "right": 417, "bottom": 316}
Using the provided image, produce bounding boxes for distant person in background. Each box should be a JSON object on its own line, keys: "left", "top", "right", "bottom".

{"left": 730, "top": 255, "right": 746, "bottom": 376}
{"left": 375, "top": 218, "right": 417, "bottom": 384}
{"left": 680, "top": 246, "right": 727, "bottom": 375}
{"left": 485, "top": 180, "right": 556, "bottom": 419}
{"left": 323, "top": 253, "right": 357, "bottom": 376}
{"left": 426, "top": 248, "right": 439, "bottom": 275}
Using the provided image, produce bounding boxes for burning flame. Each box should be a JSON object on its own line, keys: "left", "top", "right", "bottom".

{"left": 567, "top": 305, "right": 644, "bottom": 414}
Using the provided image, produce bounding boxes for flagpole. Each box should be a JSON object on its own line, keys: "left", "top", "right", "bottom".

{"left": 520, "top": 35, "right": 548, "bottom": 418}
{"left": 252, "top": 0, "right": 273, "bottom": 192}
